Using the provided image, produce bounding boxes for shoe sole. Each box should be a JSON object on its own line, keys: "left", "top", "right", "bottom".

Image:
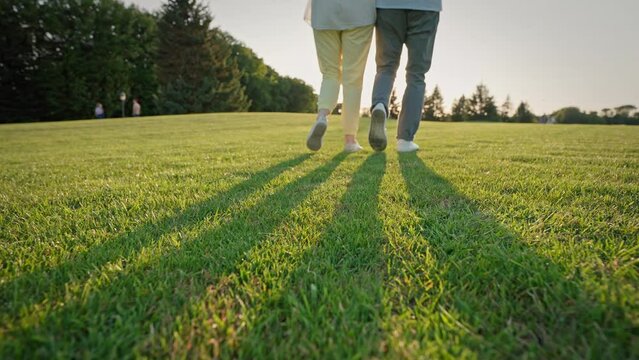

{"left": 397, "top": 147, "right": 419, "bottom": 153}
{"left": 306, "top": 121, "right": 327, "bottom": 151}
{"left": 369, "top": 109, "right": 387, "bottom": 151}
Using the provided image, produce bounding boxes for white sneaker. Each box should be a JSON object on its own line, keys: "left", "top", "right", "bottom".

{"left": 343, "top": 142, "right": 363, "bottom": 153}
{"left": 397, "top": 139, "right": 420, "bottom": 153}
{"left": 306, "top": 116, "right": 328, "bottom": 151}
{"left": 369, "top": 103, "right": 387, "bottom": 151}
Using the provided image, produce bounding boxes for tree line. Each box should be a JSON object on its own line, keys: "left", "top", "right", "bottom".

{"left": 418, "top": 84, "right": 639, "bottom": 125}
{"left": 2, "top": 0, "right": 636, "bottom": 125}
{"left": 0, "top": 0, "right": 317, "bottom": 123}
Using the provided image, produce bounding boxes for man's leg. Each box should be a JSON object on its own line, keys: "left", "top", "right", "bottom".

{"left": 371, "top": 9, "right": 406, "bottom": 110}
{"left": 371, "top": 9, "right": 406, "bottom": 150}
{"left": 398, "top": 10, "right": 440, "bottom": 141}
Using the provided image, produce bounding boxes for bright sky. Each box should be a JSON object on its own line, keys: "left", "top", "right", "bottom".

{"left": 128, "top": 0, "right": 639, "bottom": 114}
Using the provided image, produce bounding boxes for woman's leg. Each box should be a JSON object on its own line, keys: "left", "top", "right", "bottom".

{"left": 314, "top": 29, "right": 342, "bottom": 117}
{"left": 341, "top": 25, "right": 374, "bottom": 144}
{"left": 307, "top": 29, "right": 342, "bottom": 151}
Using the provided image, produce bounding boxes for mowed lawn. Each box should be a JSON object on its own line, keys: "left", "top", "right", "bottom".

{"left": 0, "top": 113, "right": 637, "bottom": 359}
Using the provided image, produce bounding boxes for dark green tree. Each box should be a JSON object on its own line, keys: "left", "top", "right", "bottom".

{"left": 227, "top": 37, "right": 278, "bottom": 111}
{"left": 277, "top": 76, "right": 316, "bottom": 113}
{"left": 553, "top": 107, "right": 604, "bottom": 124}
{"left": 157, "top": 0, "right": 248, "bottom": 114}
{"left": 0, "top": 0, "right": 46, "bottom": 122}
{"left": 33, "top": 0, "right": 158, "bottom": 120}
{"left": 600, "top": 105, "right": 638, "bottom": 125}
{"left": 422, "top": 85, "right": 445, "bottom": 121}
{"left": 618, "top": 107, "right": 639, "bottom": 125}
{"left": 468, "top": 83, "right": 498, "bottom": 121}
{"left": 451, "top": 96, "right": 470, "bottom": 122}
{"left": 225, "top": 34, "right": 316, "bottom": 113}
{"left": 126, "top": 10, "right": 161, "bottom": 117}
{"left": 614, "top": 105, "right": 637, "bottom": 117}
{"left": 512, "top": 102, "right": 536, "bottom": 123}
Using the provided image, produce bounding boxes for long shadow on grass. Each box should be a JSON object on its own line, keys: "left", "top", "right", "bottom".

{"left": 2, "top": 153, "right": 349, "bottom": 357}
{"left": 0, "top": 155, "right": 310, "bottom": 329}
{"left": 2, "top": 153, "right": 350, "bottom": 358}
{"left": 396, "top": 153, "right": 634, "bottom": 358}
{"left": 235, "top": 153, "right": 388, "bottom": 358}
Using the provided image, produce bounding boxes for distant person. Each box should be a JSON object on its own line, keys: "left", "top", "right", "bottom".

{"left": 369, "top": 0, "right": 442, "bottom": 152}
{"left": 95, "top": 103, "right": 105, "bottom": 119}
{"left": 132, "top": 98, "right": 141, "bottom": 117}
{"left": 304, "top": 0, "right": 376, "bottom": 153}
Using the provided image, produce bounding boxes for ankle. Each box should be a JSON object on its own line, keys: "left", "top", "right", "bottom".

{"left": 318, "top": 109, "right": 330, "bottom": 120}
{"left": 344, "top": 135, "right": 357, "bottom": 144}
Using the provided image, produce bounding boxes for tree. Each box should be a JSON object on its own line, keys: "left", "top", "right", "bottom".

{"left": 451, "top": 96, "right": 470, "bottom": 122}
{"left": 601, "top": 108, "right": 614, "bottom": 118}
{"left": 552, "top": 107, "right": 604, "bottom": 124}
{"left": 468, "top": 83, "right": 498, "bottom": 121}
{"left": 614, "top": 105, "right": 637, "bottom": 117}
{"left": 0, "top": 0, "right": 46, "bottom": 122}
{"left": 389, "top": 89, "right": 400, "bottom": 119}
{"left": 157, "top": 0, "right": 249, "bottom": 114}
{"left": 227, "top": 36, "right": 278, "bottom": 111}
{"left": 1, "top": 0, "right": 158, "bottom": 121}
{"left": 226, "top": 34, "right": 315, "bottom": 113}
{"left": 500, "top": 95, "right": 513, "bottom": 122}
{"left": 422, "top": 85, "right": 445, "bottom": 121}
{"left": 276, "top": 76, "right": 316, "bottom": 113}
{"left": 2, "top": 0, "right": 315, "bottom": 122}
{"left": 512, "top": 102, "right": 536, "bottom": 123}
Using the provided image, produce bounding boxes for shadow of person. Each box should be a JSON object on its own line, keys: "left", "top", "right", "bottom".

{"left": 2, "top": 153, "right": 352, "bottom": 357}
{"left": 236, "top": 153, "right": 388, "bottom": 359}
{"left": 1, "top": 154, "right": 312, "bottom": 317}
{"left": 395, "top": 152, "right": 634, "bottom": 358}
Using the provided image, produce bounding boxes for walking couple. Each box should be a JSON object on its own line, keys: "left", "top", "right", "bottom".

{"left": 305, "top": 0, "right": 441, "bottom": 153}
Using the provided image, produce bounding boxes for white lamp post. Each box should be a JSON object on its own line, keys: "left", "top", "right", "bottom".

{"left": 120, "top": 92, "right": 126, "bottom": 118}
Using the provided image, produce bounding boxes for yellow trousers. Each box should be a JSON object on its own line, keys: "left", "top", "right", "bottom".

{"left": 314, "top": 25, "right": 374, "bottom": 136}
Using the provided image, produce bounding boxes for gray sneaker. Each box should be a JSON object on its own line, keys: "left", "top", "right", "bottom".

{"left": 369, "top": 103, "right": 387, "bottom": 151}
{"left": 306, "top": 116, "right": 328, "bottom": 151}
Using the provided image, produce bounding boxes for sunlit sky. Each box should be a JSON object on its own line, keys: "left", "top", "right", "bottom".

{"left": 127, "top": 0, "right": 639, "bottom": 114}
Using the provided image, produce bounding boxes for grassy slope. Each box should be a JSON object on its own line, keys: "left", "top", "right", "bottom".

{"left": 0, "top": 113, "right": 637, "bottom": 359}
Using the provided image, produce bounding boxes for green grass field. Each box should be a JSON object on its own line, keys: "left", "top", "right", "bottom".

{"left": 0, "top": 113, "right": 638, "bottom": 359}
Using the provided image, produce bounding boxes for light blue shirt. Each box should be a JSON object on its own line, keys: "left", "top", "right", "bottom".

{"left": 376, "top": 0, "right": 442, "bottom": 12}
